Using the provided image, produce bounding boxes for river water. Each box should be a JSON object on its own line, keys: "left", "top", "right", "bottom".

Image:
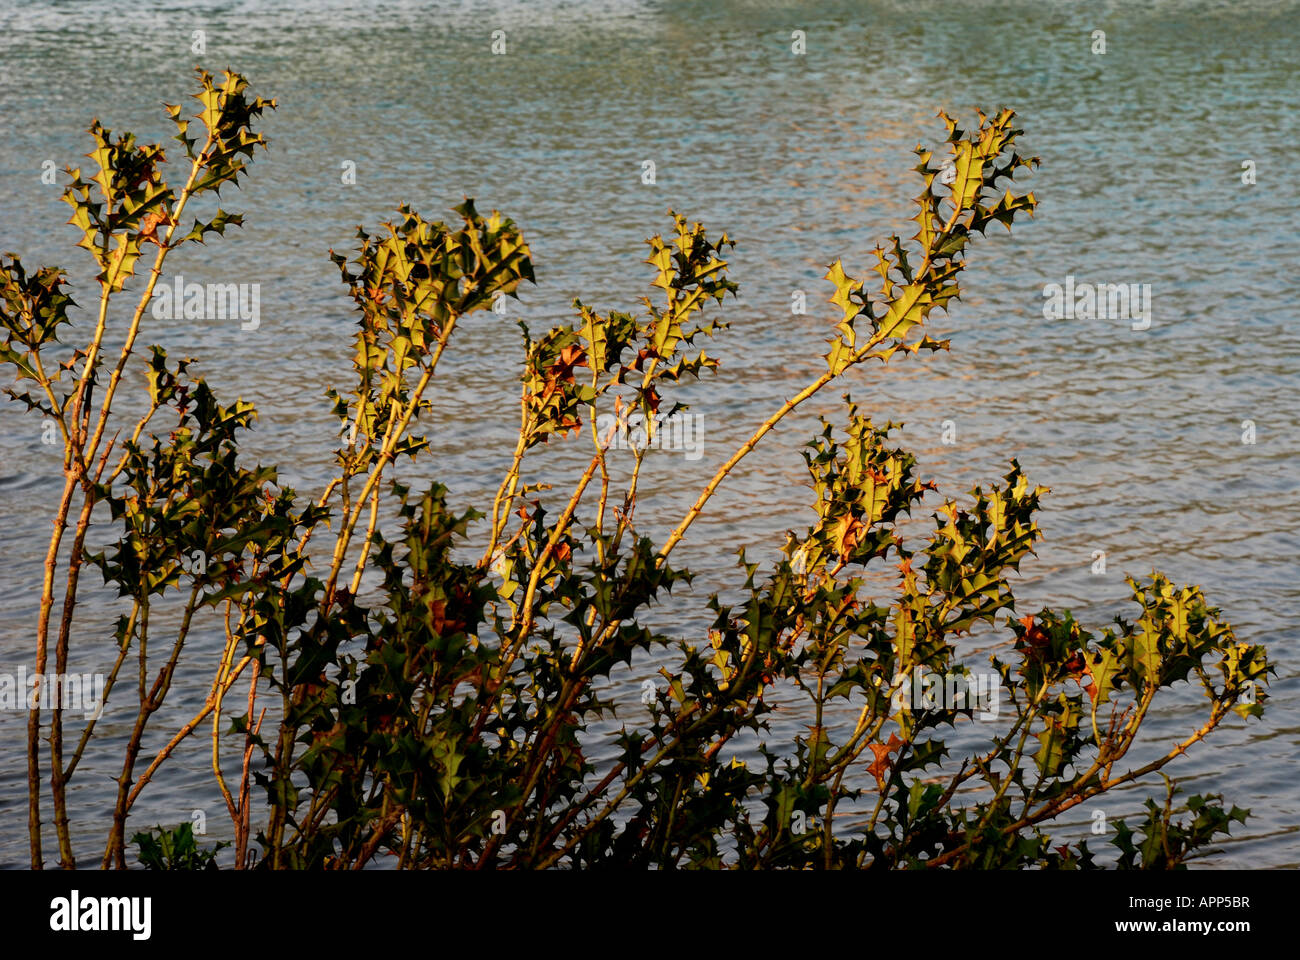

{"left": 0, "top": 0, "right": 1296, "bottom": 868}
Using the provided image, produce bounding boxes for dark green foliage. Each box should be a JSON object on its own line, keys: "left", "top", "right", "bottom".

{"left": 131, "top": 823, "right": 227, "bottom": 870}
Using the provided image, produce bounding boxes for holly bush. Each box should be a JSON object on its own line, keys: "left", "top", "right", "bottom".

{"left": 3, "top": 70, "right": 1271, "bottom": 870}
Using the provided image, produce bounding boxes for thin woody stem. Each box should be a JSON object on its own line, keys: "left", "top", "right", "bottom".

{"left": 30, "top": 124, "right": 215, "bottom": 868}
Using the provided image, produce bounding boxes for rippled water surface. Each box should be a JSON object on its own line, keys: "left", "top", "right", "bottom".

{"left": 0, "top": 0, "right": 1296, "bottom": 868}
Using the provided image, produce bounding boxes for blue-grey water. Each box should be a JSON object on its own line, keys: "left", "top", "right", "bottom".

{"left": 0, "top": 0, "right": 1296, "bottom": 868}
